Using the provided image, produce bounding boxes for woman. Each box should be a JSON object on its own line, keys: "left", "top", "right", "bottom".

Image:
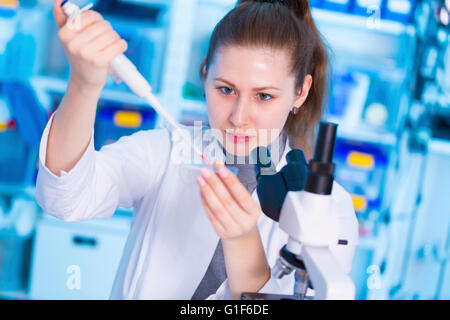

{"left": 36, "top": 0, "right": 359, "bottom": 299}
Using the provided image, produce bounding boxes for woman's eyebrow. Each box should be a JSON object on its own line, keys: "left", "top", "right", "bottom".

{"left": 214, "top": 77, "right": 280, "bottom": 91}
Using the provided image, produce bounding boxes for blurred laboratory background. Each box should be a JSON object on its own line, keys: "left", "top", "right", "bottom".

{"left": 0, "top": 0, "right": 449, "bottom": 300}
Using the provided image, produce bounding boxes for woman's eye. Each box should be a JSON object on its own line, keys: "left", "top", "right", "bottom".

{"left": 217, "top": 87, "right": 273, "bottom": 101}
{"left": 258, "top": 93, "right": 273, "bottom": 101}
{"left": 218, "top": 87, "right": 235, "bottom": 95}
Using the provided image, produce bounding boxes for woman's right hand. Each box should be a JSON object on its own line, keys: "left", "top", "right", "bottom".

{"left": 53, "top": 0, "right": 128, "bottom": 91}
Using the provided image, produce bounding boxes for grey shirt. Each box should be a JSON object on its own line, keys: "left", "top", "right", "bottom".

{"left": 191, "top": 132, "right": 287, "bottom": 300}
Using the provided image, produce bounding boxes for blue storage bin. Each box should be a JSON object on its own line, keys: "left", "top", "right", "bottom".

{"left": 382, "top": 0, "right": 416, "bottom": 23}
{"left": 0, "top": 229, "right": 33, "bottom": 295}
{"left": 29, "top": 214, "right": 131, "bottom": 299}
{"left": 309, "top": 0, "right": 324, "bottom": 8}
{"left": 352, "top": 0, "right": 384, "bottom": 17}
{"left": 0, "top": 196, "right": 38, "bottom": 297}
{"left": 322, "top": 0, "right": 353, "bottom": 12}
{"left": 0, "top": 0, "right": 17, "bottom": 18}
{"left": 333, "top": 138, "right": 389, "bottom": 220}
{"left": 94, "top": 101, "right": 157, "bottom": 150}
{"left": 328, "top": 73, "right": 357, "bottom": 118}
{"left": 0, "top": 125, "right": 35, "bottom": 187}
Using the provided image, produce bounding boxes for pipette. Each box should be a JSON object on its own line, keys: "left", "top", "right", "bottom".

{"left": 60, "top": 0, "right": 210, "bottom": 165}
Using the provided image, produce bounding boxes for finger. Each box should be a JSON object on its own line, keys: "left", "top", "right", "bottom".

{"left": 79, "top": 30, "right": 120, "bottom": 59}
{"left": 53, "top": 0, "right": 67, "bottom": 28}
{"left": 66, "top": 20, "right": 111, "bottom": 53}
{"left": 197, "top": 176, "right": 240, "bottom": 232}
{"left": 213, "top": 161, "right": 261, "bottom": 217}
{"left": 58, "top": 10, "right": 103, "bottom": 43}
{"left": 200, "top": 167, "right": 247, "bottom": 224}
{"left": 200, "top": 193, "right": 227, "bottom": 236}
{"left": 93, "top": 39, "right": 128, "bottom": 67}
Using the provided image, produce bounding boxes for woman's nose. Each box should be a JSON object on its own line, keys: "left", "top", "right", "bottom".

{"left": 230, "top": 98, "right": 250, "bottom": 127}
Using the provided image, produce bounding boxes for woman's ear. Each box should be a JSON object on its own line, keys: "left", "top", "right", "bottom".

{"left": 200, "top": 57, "right": 208, "bottom": 98}
{"left": 200, "top": 57, "right": 207, "bottom": 81}
{"left": 293, "top": 74, "right": 313, "bottom": 109}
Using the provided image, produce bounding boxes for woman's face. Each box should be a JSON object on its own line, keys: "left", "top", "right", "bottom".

{"left": 202, "top": 45, "right": 312, "bottom": 157}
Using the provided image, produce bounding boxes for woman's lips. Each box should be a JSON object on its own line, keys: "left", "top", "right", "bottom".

{"left": 225, "top": 132, "right": 253, "bottom": 144}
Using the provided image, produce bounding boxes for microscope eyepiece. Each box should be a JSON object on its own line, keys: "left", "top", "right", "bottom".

{"left": 313, "top": 122, "right": 337, "bottom": 164}
{"left": 305, "top": 122, "right": 338, "bottom": 195}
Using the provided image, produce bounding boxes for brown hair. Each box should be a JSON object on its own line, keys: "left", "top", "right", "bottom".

{"left": 200, "top": 0, "right": 331, "bottom": 159}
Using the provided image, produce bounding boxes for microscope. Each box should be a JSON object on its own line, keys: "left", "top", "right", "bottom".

{"left": 242, "top": 122, "right": 357, "bottom": 300}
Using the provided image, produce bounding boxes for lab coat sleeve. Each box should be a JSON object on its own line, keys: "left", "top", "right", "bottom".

{"left": 205, "top": 278, "right": 282, "bottom": 300}
{"left": 35, "top": 112, "right": 170, "bottom": 222}
{"left": 205, "top": 279, "right": 232, "bottom": 300}
{"left": 205, "top": 274, "right": 297, "bottom": 300}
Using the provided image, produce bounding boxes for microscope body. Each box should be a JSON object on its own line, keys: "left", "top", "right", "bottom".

{"left": 244, "top": 122, "right": 357, "bottom": 300}
{"left": 279, "top": 188, "right": 356, "bottom": 299}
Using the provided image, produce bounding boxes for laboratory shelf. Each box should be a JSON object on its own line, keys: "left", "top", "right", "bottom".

{"left": 312, "top": 7, "right": 416, "bottom": 83}
{"left": 0, "top": 184, "right": 35, "bottom": 198}
{"left": 336, "top": 126, "right": 397, "bottom": 146}
{"left": 30, "top": 75, "right": 161, "bottom": 111}
{"left": 180, "top": 98, "right": 207, "bottom": 115}
{"left": 0, "top": 289, "right": 28, "bottom": 300}
{"left": 99, "top": 0, "right": 174, "bottom": 9}
{"left": 203, "top": 0, "right": 237, "bottom": 6}
{"left": 326, "top": 115, "right": 397, "bottom": 146}
{"left": 312, "top": 8, "right": 415, "bottom": 37}
{"left": 428, "top": 138, "right": 450, "bottom": 156}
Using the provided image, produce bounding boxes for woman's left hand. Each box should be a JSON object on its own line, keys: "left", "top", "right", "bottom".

{"left": 197, "top": 161, "right": 262, "bottom": 241}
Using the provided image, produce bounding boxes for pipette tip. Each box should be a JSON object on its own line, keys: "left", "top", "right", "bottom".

{"left": 201, "top": 154, "right": 210, "bottom": 165}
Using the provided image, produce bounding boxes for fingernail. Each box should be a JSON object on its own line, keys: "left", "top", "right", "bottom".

{"left": 218, "top": 167, "right": 229, "bottom": 179}
{"left": 197, "top": 176, "right": 206, "bottom": 187}
{"left": 200, "top": 167, "right": 211, "bottom": 179}
{"left": 214, "top": 160, "right": 224, "bottom": 168}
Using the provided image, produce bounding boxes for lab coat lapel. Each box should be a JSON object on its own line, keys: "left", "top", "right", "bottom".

{"left": 135, "top": 128, "right": 226, "bottom": 299}
{"left": 134, "top": 163, "right": 221, "bottom": 299}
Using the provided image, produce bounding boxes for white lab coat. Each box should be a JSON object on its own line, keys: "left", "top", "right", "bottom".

{"left": 35, "top": 113, "right": 359, "bottom": 300}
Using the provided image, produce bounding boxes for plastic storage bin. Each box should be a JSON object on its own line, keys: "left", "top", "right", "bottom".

{"left": 0, "top": 229, "right": 33, "bottom": 296}
{"left": 328, "top": 72, "right": 358, "bottom": 118}
{"left": 94, "top": 101, "right": 157, "bottom": 150}
{"left": 0, "top": 0, "right": 18, "bottom": 18}
{"left": 333, "top": 138, "right": 389, "bottom": 223}
{"left": 29, "top": 213, "right": 131, "bottom": 299}
{"left": 352, "top": 0, "right": 384, "bottom": 17}
{"left": 0, "top": 124, "right": 35, "bottom": 187}
{"left": 322, "top": 0, "right": 353, "bottom": 12}
{"left": 382, "top": 0, "right": 416, "bottom": 23}
{"left": 309, "top": 0, "right": 324, "bottom": 8}
{"left": 0, "top": 195, "right": 38, "bottom": 298}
